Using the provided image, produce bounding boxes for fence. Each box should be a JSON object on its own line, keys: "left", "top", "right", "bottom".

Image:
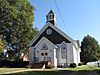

{"left": 87, "top": 60, "right": 100, "bottom": 67}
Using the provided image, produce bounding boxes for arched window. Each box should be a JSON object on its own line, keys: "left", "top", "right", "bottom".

{"left": 41, "top": 43, "right": 48, "bottom": 50}
{"left": 61, "top": 42, "right": 67, "bottom": 58}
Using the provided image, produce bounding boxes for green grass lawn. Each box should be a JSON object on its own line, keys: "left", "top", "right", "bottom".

{"left": 0, "top": 65, "right": 100, "bottom": 74}
{"left": 12, "top": 65, "right": 100, "bottom": 75}
{"left": 65, "top": 65, "right": 100, "bottom": 70}
{"left": 0, "top": 68, "right": 30, "bottom": 74}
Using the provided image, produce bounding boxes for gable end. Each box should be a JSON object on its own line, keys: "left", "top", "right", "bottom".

{"left": 31, "top": 26, "right": 71, "bottom": 47}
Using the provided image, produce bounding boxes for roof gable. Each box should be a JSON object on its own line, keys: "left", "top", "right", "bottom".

{"left": 32, "top": 26, "right": 71, "bottom": 47}
{"left": 28, "top": 22, "right": 79, "bottom": 49}
{"left": 47, "top": 10, "right": 54, "bottom": 14}
{"left": 34, "top": 37, "right": 57, "bottom": 49}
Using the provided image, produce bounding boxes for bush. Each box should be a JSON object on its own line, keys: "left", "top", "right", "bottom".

{"left": 78, "top": 62, "right": 85, "bottom": 66}
{"left": 0, "top": 61, "right": 29, "bottom": 68}
{"left": 57, "top": 65, "right": 63, "bottom": 68}
{"left": 78, "top": 62, "right": 84, "bottom": 66}
{"left": 78, "top": 63, "right": 82, "bottom": 66}
{"left": 70, "top": 63, "right": 76, "bottom": 68}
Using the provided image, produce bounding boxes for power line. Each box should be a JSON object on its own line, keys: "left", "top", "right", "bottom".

{"left": 53, "top": 0, "right": 70, "bottom": 34}
{"left": 54, "top": 0, "right": 66, "bottom": 26}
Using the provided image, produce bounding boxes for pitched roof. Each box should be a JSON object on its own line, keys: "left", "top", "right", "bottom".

{"left": 48, "top": 10, "right": 54, "bottom": 14}
{"left": 34, "top": 36, "right": 58, "bottom": 49}
{"left": 28, "top": 22, "right": 79, "bottom": 50}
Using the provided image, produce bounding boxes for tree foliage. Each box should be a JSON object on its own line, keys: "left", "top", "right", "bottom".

{"left": 0, "top": 0, "right": 38, "bottom": 59}
{"left": 0, "top": 35, "right": 3, "bottom": 53}
{"left": 81, "top": 35, "right": 100, "bottom": 63}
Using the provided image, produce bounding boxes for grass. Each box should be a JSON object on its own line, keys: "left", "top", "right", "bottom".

{"left": 0, "top": 65, "right": 100, "bottom": 74}
{"left": 65, "top": 65, "right": 99, "bottom": 70}
{"left": 0, "top": 68, "right": 30, "bottom": 74}
{"left": 12, "top": 66, "right": 100, "bottom": 75}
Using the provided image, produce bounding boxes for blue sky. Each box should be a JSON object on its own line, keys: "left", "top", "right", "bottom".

{"left": 29, "top": 0, "right": 100, "bottom": 43}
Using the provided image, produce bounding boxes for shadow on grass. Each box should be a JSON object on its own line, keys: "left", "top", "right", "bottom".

{"left": 11, "top": 70, "right": 73, "bottom": 75}
{"left": 10, "top": 70, "right": 100, "bottom": 75}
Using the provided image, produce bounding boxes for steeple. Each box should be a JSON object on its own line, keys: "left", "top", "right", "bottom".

{"left": 46, "top": 10, "right": 57, "bottom": 26}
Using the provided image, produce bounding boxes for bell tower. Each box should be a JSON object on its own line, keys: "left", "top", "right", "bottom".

{"left": 46, "top": 10, "right": 57, "bottom": 26}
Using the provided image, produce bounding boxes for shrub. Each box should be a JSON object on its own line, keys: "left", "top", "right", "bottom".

{"left": 78, "top": 62, "right": 85, "bottom": 66}
{"left": 70, "top": 63, "right": 76, "bottom": 68}
{"left": 57, "top": 65, "right": 63, "bottom": 68}
{"left": 0, "top": 61, "right": 29, "bottom": 68}
{"left": 78, "top": 63, "right": 82, "bottom": 66}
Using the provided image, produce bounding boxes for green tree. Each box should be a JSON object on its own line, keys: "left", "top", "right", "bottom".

{"left": 81, "top": 35, "right": 100, "bottom": 63}
{"left": 0, "top": 35, "right": 3, "bottom": 53}
{"left": 0, "top": 0, "right": 38, "bottom": 59}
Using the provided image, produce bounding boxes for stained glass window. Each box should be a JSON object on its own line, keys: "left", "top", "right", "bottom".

{"left": 61, "top": 43, "right": 67, "bottom": 58}
{"left": 41, "top": 43, "right": 48, "bottom": 50}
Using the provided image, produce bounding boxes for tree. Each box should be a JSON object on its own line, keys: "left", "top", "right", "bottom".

{"left": 0, "top": 35, "right": 3, "bottom": 53}
{"left": 0, "top": 0, "right": 38, "bottom": 60}
{"left": 81, "top": 35, "right": 100, "bottom": 63}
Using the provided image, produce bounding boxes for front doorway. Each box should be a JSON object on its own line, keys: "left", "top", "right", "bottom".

{"left": 43, "top": 57, "right": 51, "bottom": 62}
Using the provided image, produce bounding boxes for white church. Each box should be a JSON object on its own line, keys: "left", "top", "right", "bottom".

{"left": 28, "top": 10, "right": 81, "bottom": 68}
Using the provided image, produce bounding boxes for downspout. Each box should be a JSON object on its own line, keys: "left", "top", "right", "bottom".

{"left": 34, "top": 48, "right": 36, "bottom": 63}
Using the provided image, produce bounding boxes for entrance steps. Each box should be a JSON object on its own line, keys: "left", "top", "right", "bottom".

{"left": 32, "top": 63, "right": 45, "bottom": 69}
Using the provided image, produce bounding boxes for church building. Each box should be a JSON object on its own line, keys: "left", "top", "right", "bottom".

{"left": 28, "top": 10, "right": 81, "bottom": 68}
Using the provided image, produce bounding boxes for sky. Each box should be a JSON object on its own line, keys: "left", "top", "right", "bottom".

{"left": 29, "top": 0, "right": 100, "bottom": 43}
